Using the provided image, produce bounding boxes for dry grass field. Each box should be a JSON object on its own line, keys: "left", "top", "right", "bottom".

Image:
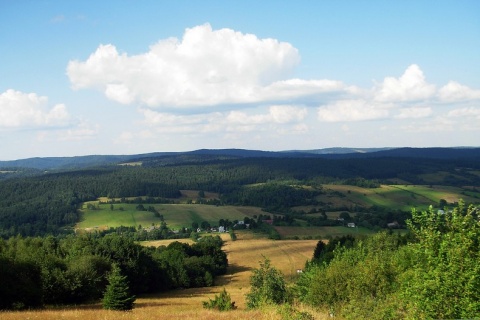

{"left": 0, "top": 231, "right": 332, "bottom": 319}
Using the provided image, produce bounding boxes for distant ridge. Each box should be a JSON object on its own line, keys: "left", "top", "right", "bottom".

{"left": 283, "top": 147, "right": 393, "bottom": 155}
{"left": 1, "top": 147, "right": 479, "bottom": 170}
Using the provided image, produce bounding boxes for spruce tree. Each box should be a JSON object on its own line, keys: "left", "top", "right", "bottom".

{"left": 102, "top": 264, "right": 136, "bottom": 311}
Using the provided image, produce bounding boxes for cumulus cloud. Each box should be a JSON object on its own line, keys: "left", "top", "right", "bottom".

{"left": 438, "top": 81, "right": 480, "bottom": 102}
{"left": 447, "top": 107, "right": 480, "bottom": 120}
{"left": 138, "top": 104, "right": 307, "bottom": 137}
{"left": 394, "top": 107, "right": 433, "bottom": 119}
{"left": 374, "top": 64, "right": 436, "bottom": 102}
{"left": 0, "top": 89, "right": 71, "bottom": 129}
{"left": 316, "top": 64, "right": 480, "bottom": 123}
{"left": 67, "top": 24, "right": 305, "bottom": 108}
{"left": 317, "top": 100, "right": 390, "bottom": 122}
{"left": 269, "top": 105, "right": 307, "bottom": 123}
{"left": 226, "top": 105, "right": 307, "bottom": 126}
{"left": 58, "top": 120, "right": 99, "bottom": 141}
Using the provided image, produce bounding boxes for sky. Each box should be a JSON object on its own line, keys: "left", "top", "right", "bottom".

{"left": 1, "top": 0, "right": 479, "bottom": 160}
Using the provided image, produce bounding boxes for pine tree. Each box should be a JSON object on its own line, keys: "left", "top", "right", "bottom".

{"left": 102, "top": 264, "right": 136, "bottom": 311}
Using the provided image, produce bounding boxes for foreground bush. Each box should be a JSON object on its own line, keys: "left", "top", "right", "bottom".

{"left": 296, "top": 201, "right": 480, "bottom": 319}
{"left": 246, "top": 257, "right": 289, "bottom": 309}
{"left": 202, "top": 288, "right": 236, "bottom": 311}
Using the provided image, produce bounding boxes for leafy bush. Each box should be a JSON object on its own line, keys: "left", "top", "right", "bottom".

{"left": 202, "top": 288, "right": 236, "bottom": 311}
{"left": 296, "top": 201, "right": 480, "bottom": 319}
{"left": 400, "top": 202, "right": 480, "bottom": 318}
{"left": 246, "top": 256, "right": 289, "bottom": 309}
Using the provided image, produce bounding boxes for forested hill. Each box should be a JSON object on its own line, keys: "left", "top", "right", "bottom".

{"left": 1, "top": 147, "right": 480, "bottom": 237}
{"left": 1, "top": 147, "right": 479, "bottom": 170}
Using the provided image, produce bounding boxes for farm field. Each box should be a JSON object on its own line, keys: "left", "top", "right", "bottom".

{"left": 316, "top": 184, "right": 480, "bottom": 211}
{"left": 0, "top": 232, "right": 329, "bottom": 320}
{"left": 77, "top": 203, "right": 264, "bottom": 230}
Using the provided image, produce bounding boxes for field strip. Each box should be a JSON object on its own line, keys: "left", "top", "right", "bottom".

{"left": 390, "top": 185, "right": 437, "bottom": 203}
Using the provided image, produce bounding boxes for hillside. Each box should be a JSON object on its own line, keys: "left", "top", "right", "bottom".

{"left": 1, "top": 147, "right": 479, "bottom": 170}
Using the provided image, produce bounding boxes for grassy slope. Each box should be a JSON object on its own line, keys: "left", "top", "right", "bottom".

{"left": 77, "top": 203, "right": 264, "bottom": 230}
{"left": 316, "top": 184, "right": 480, "bottom": 211}
{"left": 0, "top": 232, "right": 331, "bottom": 320}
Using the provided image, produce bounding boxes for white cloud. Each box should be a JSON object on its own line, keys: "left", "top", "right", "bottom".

{"left": 374, "top": 64, "right": 436, "bottom": 102}
{"left": 447, "top": 107, "right": 480, "bottom": 120}
{"left": 401, "top": 116, "right": 455, "bottom": 133}
{"left": 317, "top": 100, "right": 390, "bottom": 122}
{"left": 394, "top": 107, "right": 433, "bottom": 119}
{"left": 269, "top": 105, "right": 307, "bottom": 123}
{"left": 0, "top": 89, "right": 71, "bottom": 129}
{"left": 438, "top": 81, "right": 480, "bottom": 102}
{"left": 140, "top": 108, "right": 218, "bottom": 126}
{"left": 67, "top": 24, "right": 303, "bottom": 108}
{"left": 226, "top": 105, "right": 307, "bottom": 125}
{"left": 58, "top": 120, "right": 99, "bottom": 141}
{"left": 138, "top": 105, "right": 307, "bottom": 137}
{"left": 259, "top": 79, "right": 347, "bottom": 101}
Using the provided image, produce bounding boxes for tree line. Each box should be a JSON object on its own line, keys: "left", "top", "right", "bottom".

{"left": 0, "top": 234, "right": 227, "bottom": 310}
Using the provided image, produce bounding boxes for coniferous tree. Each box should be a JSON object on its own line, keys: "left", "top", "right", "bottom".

{"left": 102, "top": 264, "right": 135, "bottom": 311}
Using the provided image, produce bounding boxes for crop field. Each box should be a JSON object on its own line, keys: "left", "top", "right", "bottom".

{"left": 316, "top": 184, "right": 480, "bottom": 211}
{"left": 77, "top": 203, "right": 264, "bottom": 230}
{"left": 0, "top": 232, "right": 330, "bottom": 320}
{"left": 156, "top": 204, "right": 263, "bottom": 229}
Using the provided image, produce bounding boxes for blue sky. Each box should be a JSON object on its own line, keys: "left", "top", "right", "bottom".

{"left": 1, "top": 0, "right": 479, "bottom": 160}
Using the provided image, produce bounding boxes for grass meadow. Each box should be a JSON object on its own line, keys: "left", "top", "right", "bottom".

{"left": 316, "top": 184, "right": 479, "bottom": 211}
{"left": 77, "top": 203, "right": 264, "bottom": 230}
{"left": 0, "top": 231, "right": 333, "bottom": 320}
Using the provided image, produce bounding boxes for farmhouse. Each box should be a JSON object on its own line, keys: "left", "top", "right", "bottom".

{"left": 347, "top": 222, "right": 356, "bottom": 228}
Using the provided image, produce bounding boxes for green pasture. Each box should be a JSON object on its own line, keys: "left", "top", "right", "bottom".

{"left": 151, "top": 204, "right": 263, "bottom": 228}
{"left": 318, "top": 184, "right": 480, "bottom": 211}
{"left": 77, "top": 202, "right": 263, "bottom": 230}
{"left": 77, "top": 203, "right": 160, "bottom": 229}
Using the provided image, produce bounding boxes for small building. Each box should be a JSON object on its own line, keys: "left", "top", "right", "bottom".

{"left": 347, "top": 222, "right": 356, "bottom": 228}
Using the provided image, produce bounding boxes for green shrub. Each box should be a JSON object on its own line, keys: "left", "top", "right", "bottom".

{"left": 246, "top": 256, "right": 288, "bottom": 309}
{"left": 202, "top": 288, "right": 236, "bottom": 311}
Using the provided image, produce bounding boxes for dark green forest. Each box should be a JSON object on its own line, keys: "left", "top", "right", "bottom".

{"left": 0, "top": 234, "right": 227, "bottom": 310}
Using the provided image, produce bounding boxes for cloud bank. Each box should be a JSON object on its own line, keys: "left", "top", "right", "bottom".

{"left": 0, "top": 89, "right": 70, "bottom": 129}
{"left": 67, "top": 23, "right": 316, "bottom": 108}
{"left": 67, "top": 24, "right": 480, "bottom": 133}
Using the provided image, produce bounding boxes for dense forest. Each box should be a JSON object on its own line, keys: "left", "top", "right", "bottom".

{"left": 0, "top": 234, "right": 227, "bottom": 309}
